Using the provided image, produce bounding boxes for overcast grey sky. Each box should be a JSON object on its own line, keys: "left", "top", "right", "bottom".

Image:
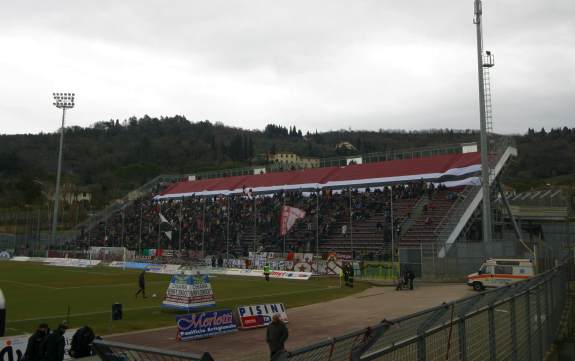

{"left": 0, "top": 0, "right": 573, "bottom": 135}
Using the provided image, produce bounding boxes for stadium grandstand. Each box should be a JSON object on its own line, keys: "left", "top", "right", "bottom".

{"left": 42, "top": 137, "right": 522, "bottom": 276}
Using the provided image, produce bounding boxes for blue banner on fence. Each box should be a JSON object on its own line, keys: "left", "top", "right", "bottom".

{"left": 176, "top": 309, "right": 237, "bottom": 341}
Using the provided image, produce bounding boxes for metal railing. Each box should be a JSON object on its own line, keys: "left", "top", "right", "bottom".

{"left": 92, "top": 339, "right": 214, "bottom": 361}
{"left": 286, "top": 257, "right": 573, "bottom": 361}
{"left": 434, "top": 186, "right": 481, "bottom": 242}
{"left": 433, "top": 138, "right": 516, "bottom": 252}
{"left": 319, "top": 143, "right": 464, "bottom": 168}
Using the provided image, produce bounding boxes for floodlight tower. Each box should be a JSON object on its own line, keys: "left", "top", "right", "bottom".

{"left": 474, "top": 0, "right": 493, "bottom": 247}
{"left": 51, "top": 93, "right": 75, "bottom": 242}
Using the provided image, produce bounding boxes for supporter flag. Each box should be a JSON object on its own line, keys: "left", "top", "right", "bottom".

{"left": 159, "top": 213, "right": 170, "bottom": 224}
{"left": 242, "top": 186, "right": 253, "bottom": 199}
{"left": 148, "top": 248, "right": 163, "bottom": 256}
{"left": 159, "top": 213, "right": 174, "bottom": 240}
{"left": 280, "top": 206, "right": 306, "bottom": 236}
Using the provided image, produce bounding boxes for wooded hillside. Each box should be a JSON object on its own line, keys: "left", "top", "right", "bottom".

{"left": 0, "top": 115, "right": 573, "bottom": 210}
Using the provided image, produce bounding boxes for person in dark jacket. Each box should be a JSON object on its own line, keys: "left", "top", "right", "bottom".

{"left": 24, "top": 323, "right": 49, "bottom": 361}
{"left": 68, "top": 326, "right": 95, "bottom": 358}
{"left": 407, "top": 270, "right": 416, "bottom": 290}
{"left": 348, "top": 263, "right": 354, "bottom": 288}
{"left": 45, "top": 322, "right": 68, "bottom": 361}
{"left": 135, "top": 270, "right": 146, "bottom": 298}
{"left": 266, "top": 314, "right": 288, "bottom": 360}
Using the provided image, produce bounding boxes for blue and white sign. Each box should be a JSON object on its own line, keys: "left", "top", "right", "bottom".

{"left": 162, "top": 274, "right": 216, "bottom": 310}
{"left": 108, "top": 261, "right": 150, "bottom": 270}
{"left": 176, "top": 309, "right": 237, "bottom": 341}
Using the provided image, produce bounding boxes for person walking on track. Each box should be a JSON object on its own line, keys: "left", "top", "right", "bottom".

{"left": 135, "top": 270, "right": 147, "bottom": 298}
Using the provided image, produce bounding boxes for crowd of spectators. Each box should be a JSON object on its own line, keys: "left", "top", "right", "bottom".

{"left": 68, "top": 179, "right": 447, "bottom": 256}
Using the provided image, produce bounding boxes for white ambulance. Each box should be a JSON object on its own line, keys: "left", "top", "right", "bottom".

{"left": 467, "top": 258, "right": 534, "bottom": 291}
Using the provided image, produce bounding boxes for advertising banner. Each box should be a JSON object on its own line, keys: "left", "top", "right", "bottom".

{"left": 204, "top": 268, "right": 312, "bottom": 280}
{"left": 108, "top": 261, "right": 150, "bottom": 270}
{"left": 0, "top": 329, "right": 77, "bottom": 361}
{"left": 176, "top": 310, "right": 236, "bottom": 341}
{"left": 45, "top": 258, "right": 101, "bottom": 268}
{"left": 236, "top": 303, "right": 288, "bottom": 330}
{"left": 89, "top": 247, "right": 133, "bottom": 261}
{"left": 162, "top": 274, "right": 216, "bottom": 310}
{"left": 146, "top": 264, "right": 182, "bottom": 274}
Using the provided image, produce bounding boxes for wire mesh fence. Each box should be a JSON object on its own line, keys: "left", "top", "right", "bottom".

{"left": 92, "top": 339, "right": 214, "bottom": 361}
{"left": 286, "top": 257, "right": 573, "bottom": 361}
{"left": 88, "top": 258, "right": 571, "bottom": 361}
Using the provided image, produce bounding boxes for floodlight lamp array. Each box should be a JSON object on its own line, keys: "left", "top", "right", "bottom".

{"left": 52, "top": 92, "right": 75, "bottom": 109}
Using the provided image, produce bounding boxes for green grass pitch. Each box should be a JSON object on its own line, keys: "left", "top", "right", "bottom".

{"left": 0, "top": 262, "right": 369, "bottom": 337}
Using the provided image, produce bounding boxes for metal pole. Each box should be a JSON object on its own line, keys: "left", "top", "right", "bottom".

{"left": 226, "top": 195, "right": 230, "bottom": 262}
{"left": 510, "top": 297, "right": 518, "bottom": 361}
{"left": 24, "top": 211, "right": 29, "bottom": 248}
{"left": 282, "top": 194, "right": 286, "bottom": 256}
{"left": 87, "top": 216, "right": 91, "bottom": 258}
{"left": 74, "top": 201, "right": 79, "bottom": 227}
{"left": 104, "top": 210, "right": 108, "bottom": 245}
{"left": 474, "top": 0, "right": 493, "bottom": 248}
{"left": 179, "top": 196, "right": 184, "bottom": 251}
{"left": 420, "top": 241, "right": 423, "bottom": 277}
{"left": 349, "top": 188, "right": 353, "bottom": 258}
{"left": 36, "top": 210, "right": 40, "bottom": 253}
{"left": 253, "top": 195, "right": 257, "bottom": 255}
{"left": 544, "top": 282, "right": 552, "bottom": 350}
{"left": 157, "top": 202, "right": 161, "bottom": 250}
{"left": 121, "top": 209, "right": 125, "bottom": 248}
{"left": 202, "top": 199, "right": 206, "bottom": 256}
{"left": 59, "top": 201, "right": 65, "bottom": 246}
{"left": 526, "top": 291, "right": 533, "bottom": 361}
{"left": 488, "top": 305, "right": 497, "bottom": 361}
{"left": 138, "top": 200, "right": 143, "bottom": 255}
{"left": 316, "top": 190, "right": 319, "bottom": 256}
{"left": 535, "top": 287, "right": 543, "bottom": 360}
{"left": 391, "top": 186, "right": 395, "bottom": 266}
{"left": 51, "top": 108, "right": 66, "bottom": 242}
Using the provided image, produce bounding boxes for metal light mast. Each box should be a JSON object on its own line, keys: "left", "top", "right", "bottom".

{"left": 51, "top": 93, "right": 75, "bottom": 242}
{"left": 474, "top": 0, "right": 493, "bottom": 247}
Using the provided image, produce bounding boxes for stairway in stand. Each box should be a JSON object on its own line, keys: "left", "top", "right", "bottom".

{"left": 399, "top": 188, "right": 466, "bottom": 247}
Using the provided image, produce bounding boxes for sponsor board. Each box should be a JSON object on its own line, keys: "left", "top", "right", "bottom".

{"left": 89, "top": 247, "right": 133, "bottom": 261}
{"left": 144, "top": 264, "right": 165, "bottom": 273}
{"left": 0, "top": 329, "right": 77, "bottom": 361}
{"left": 236, "top": 303, "right": 288, "bottom": 330}
{"left": 9, "top": 256, "right": 30, "bottom": 262}
{"left": 162, "top": 274, "right": 216, "bottom": 310}
{"left": 8, "top": 257, "right": 100, "bottom": 268}
{"left": 270, "top": 270, "right": 313, "bottom": 280}
{"left": 45, "top": 258, "right": 101, "bottom": 268}
{"left": 108, "top": 261, "right": 149, "bottom": 270}
{"left": 146, "top": 264, "right": 182, "bottom": 274}
{"left": 205, "top": 268, "right": 312, "bottom": 280}
{"left": 176, "top": 309, "right": 236, "bottom": 341}
{"left": 161, "top": 264, "right": 183, "bottom": 274}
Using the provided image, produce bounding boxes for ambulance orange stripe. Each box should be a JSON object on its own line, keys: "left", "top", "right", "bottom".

{"left": 468, "top": 274, "right": 530, "bottom": 280}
